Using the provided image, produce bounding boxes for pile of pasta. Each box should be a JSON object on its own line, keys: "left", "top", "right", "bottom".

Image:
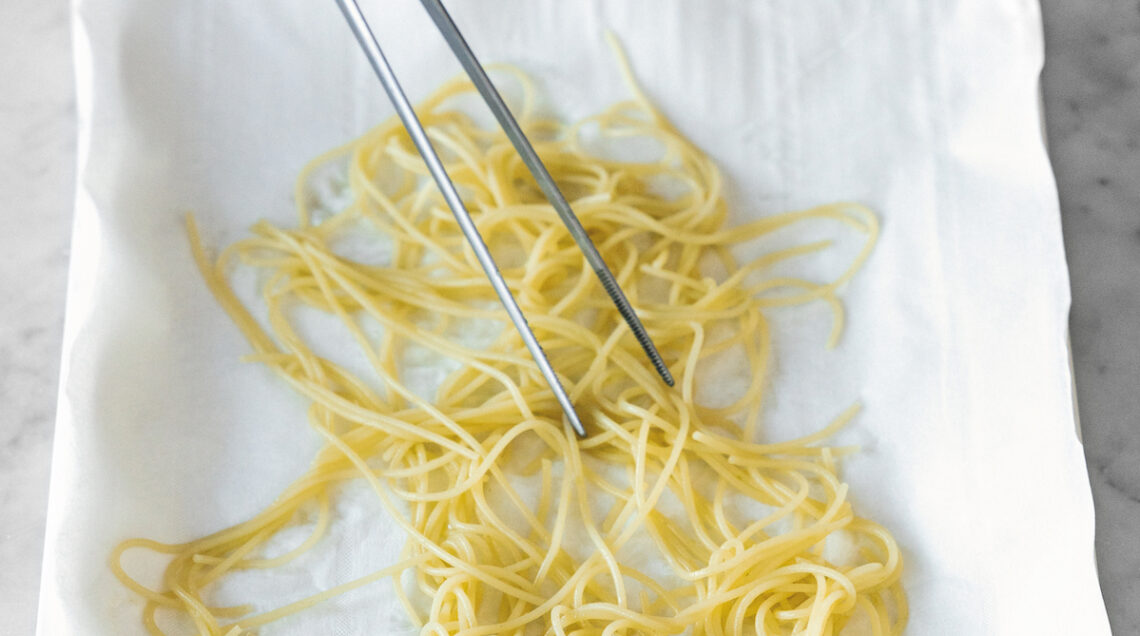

{"left": 113, "top": 50, "right": 906, "bottom": 636}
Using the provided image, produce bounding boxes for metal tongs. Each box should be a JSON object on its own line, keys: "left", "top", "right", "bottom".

{"left": 335, "top": 0, "right": 672, "bottom": 436}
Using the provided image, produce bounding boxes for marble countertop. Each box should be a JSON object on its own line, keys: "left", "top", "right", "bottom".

{"left": 1, "top": 1, "right": 1136, "bottom": 634}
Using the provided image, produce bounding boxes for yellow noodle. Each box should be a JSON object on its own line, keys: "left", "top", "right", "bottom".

{"left": 112, "top": 42, "right": 906, "bottom": 636}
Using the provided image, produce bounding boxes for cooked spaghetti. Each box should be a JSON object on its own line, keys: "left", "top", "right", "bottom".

{"left": 112, "top": 43, "right": 906, "bottom": 636}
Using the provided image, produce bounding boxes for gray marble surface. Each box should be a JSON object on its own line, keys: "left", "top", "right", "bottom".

{"left": 1042, "top": 2, "right": 1140, "bottom": 634}
{"left": 1, "top": 1, "right": 75, "bottom": 635}
{"left": 0, "top": 0, "right": 1135, "bottom": 634}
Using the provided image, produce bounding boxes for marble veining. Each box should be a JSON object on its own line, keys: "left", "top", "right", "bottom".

{"left": 1, "top": 0, "right": 1137, "bottom": 634}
